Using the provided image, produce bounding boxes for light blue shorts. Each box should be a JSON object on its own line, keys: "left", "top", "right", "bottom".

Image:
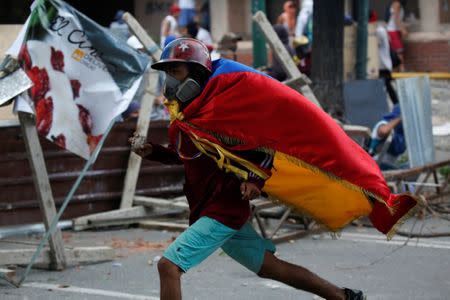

{"left": 163, "top": 216, "right": 276, "bottom": 273}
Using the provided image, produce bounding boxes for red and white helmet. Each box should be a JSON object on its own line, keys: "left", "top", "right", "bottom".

{"left": 151, "top": 38, "right": 212, "bottom": 74}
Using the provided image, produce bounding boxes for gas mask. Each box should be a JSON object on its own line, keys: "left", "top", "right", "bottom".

{"left": 163, "top": 74, "right": 201, "bottom": 103}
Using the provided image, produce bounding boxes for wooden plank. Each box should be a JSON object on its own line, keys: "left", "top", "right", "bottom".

{"left": 0, "top": 268, "right": 15, "bottom": 281}
{"left": 133, "top": 196, "right": 189, "bottom": 209}
{"left": 299, "top": 85, "right": 321, "bottom": 107}
{"left": 253, "top": 11, "right": 301, "bottom": 78}
{"left": 68, "top": 247, "right": 114, "bottom": 264}
{"left": 342, "top": 124, "right": 371, "bottom": 146}
{"left": 252, "top": 11, "right": 321, "bottom": 108}
{"left": 119, "top": 13, "right": 161, "bottom": 209}
{"left": 0, "top": 119, "right": 20, "bottom": 128}
{"left": 139, "top": 220, "right": 188, "bottom": 231}
{"left": 18, "top": 112, "right": 67, "bottom": 270}
{"left": 283, "top": 76, "right": 310, "bottom": 89}
{"left": 120, "top": 71, "right": 157, "bottom": 209}
{"left": 89, "top": 209, "right": 187, "bottom": 227}
{"left": 251, "top": 198, "right": 278, "bottom": 210}
{"left": 342, "top": 124, "right": 371, "bottom": 137}
{"left": 123, "top": 12, "right": 162, "bottom": 61}
{"left": 268, "top": 208, "right": 292, "bottom": 239}
{"left": 72, "top": 206, "right": 151, "bottom": 231}
{"left": 272, "top": 228, "right": 324, "bottom": 244}
{"left": 0, "top": 247, "right": 114, "bottom": 266}
{"left": 383, "top": 159, "right": 450, "bottom": 181}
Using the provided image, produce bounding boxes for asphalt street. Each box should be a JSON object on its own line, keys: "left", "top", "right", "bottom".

{"left": 1, "top": 217, "right": 450, "bottom": 300}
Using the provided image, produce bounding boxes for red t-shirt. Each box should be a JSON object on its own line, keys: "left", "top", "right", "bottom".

{"left": 147, "top": 132, "right": 270, "bottom": 229}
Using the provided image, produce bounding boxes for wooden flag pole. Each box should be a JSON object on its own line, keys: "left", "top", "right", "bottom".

{"left": 18, "top": 112, "right": 67, "bottom": 271}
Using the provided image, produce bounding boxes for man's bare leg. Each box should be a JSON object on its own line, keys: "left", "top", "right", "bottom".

{"left": 158, "top": 257, "right": 182, "bottom": 300}
{"left": 257, "top": 251, "right": 346, "bottom": 300}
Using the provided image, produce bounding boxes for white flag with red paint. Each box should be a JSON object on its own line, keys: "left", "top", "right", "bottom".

{"left": 9, "top": 0, "right": 149, "bottom": 159}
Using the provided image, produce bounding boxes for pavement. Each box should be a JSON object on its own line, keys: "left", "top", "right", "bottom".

{"left": 1, "top": 216, "right": 450, "bottom": 300}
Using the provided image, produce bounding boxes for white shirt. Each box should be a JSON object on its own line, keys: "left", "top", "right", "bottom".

{"left": 387, "top": 7, "right": 404, "bottom": 31}
{"left": 371, "top": 120, "right": 397, "bottom": 165}
{"left": 160, "top": 15, "right": 179, "bottom": 47}
{"left": 295, "top": 0, "right": 313, "bottom": 37}
{"left": 196, "top": 27, "right": 213, "bottom": 45}
{"left": 179, "top": 0, "right": 195, "bottom": 9}
{"left": 376, "top": 23, "right": 392, "bottom": 71}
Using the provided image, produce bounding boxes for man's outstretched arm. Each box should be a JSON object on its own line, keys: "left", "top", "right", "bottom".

{"left": 131, "top": 142, "right": 183, "bottom": 165}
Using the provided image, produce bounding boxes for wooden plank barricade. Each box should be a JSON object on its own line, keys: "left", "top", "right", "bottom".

{"left": 0, "top": 113, "right": 114, "bottom": 287}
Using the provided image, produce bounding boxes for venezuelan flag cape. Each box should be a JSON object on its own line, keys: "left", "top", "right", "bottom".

{"left": 167, "top": 59, "right": 422, "bottom": 239}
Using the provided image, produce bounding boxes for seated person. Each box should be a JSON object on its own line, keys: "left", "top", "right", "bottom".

{"left": 121, "top": 101, "right": 141, "bottom": 121}
{"left": 368, "top": 104, "right": 406, "bottom": 170}
{"left": 292, "top": 35, "right": 311, "bottom": 76}
{"left": 216, "top": 32, "right": 242, "bottom": 61}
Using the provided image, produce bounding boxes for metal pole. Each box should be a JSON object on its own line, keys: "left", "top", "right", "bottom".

{"left": 356, "top": 0, "right": 368, "bottom": 80}
{"left": 252, "top": 0, "right": 267, "bottom": 68}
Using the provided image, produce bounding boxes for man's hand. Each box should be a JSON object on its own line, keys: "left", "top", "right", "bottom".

{"left": 132, "top": 143, "right": 153, "bottom": 158}
{"left": 128, "top": 136, "right": 152, "bottom": 158}
{"left": 240, "top": 181, "right": 261, "bottom": 201}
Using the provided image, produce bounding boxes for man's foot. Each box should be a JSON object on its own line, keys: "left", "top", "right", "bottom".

{"left": 343, "top": 288, "right": 366, "bottom": 300}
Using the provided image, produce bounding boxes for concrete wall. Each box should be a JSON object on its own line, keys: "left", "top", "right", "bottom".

{"left": 210, "top": 0, "right": 229, "bottom": 41}
{"left": 134, "top": 0, "right": 173, "bottom": 43}
{"left": 0, "top": 24, "right": 22, "bottom": 57}
{"left": 419, "top": 0, "right": 440, "bottom": 32}
{"left": 210, "top": 0, "right": 252, "bottom": 42}
{"left": 228, "top": 0, "right": 252, "bottom": 39}
{"left": 0, "top": 25, "right": 23, "bottom": 121}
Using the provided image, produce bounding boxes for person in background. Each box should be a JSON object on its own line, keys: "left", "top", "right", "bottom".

{"left": 292, "top": 35, "right": 311, "bottom": 76}
{"left": 370, "top": 10, "right": 399, "bottom": 105}
{"left": 185, "top": 21, "right": 213, "bottom": 46}
{"left": 368, "top": 104, "right": 406, "bottom": 170}
{"left": 216, "top": 32, "right": 242, "bottom": 61}
{"left": 180, "top": 21, "right": 215, "bottom": 60}
{"left": 268, "top": 25, "right": 296, "bottom": 81}
{"left": 199, "top": 0, "right": 210, "bottom": 31}
{"left": 121, "top": 101, "right": 141, "bottom": 121}
{"left": 178, "top": 0, "right": 197, "bottom": 27}
{"left": 277, "top": 1, "right": 297, "bottom": 39}
{"left": 109, "top": 10, "right": 130, "bottom": 40}
{"left": 386, "top": 0, "right": 408, "bottom": 72}
{"left": 295, "top": 0, "right": 313, "bottom": 42}
{"left": 160, "top": 4, "right": 181, "bottom": 48}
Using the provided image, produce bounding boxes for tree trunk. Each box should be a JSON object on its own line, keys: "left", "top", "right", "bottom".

{"left": 311, "top": 0, "right": 345, "bottom": 118}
